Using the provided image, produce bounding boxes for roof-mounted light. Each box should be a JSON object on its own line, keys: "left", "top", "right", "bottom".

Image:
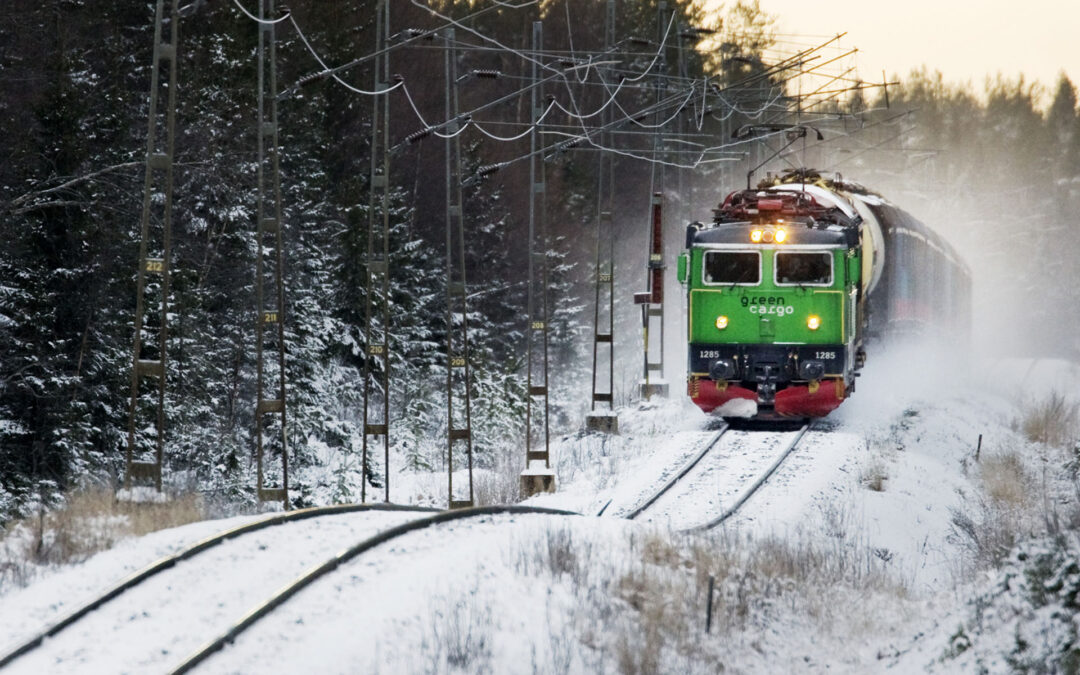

{"left": 750, "top": 227, "right": 788, "bottom": 244}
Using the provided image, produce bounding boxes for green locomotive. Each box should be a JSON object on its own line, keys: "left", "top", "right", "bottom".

{"left": 677, "top": 170, "right": 969, "bottom": 419}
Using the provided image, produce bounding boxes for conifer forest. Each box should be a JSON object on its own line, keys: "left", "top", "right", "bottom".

{"left": 2, "top": 0, "right": 1079, "bottom": 521}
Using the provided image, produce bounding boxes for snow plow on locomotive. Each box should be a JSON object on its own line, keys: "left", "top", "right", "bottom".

{"left": 678, "top": 170, "right": 971, "bottom": 421}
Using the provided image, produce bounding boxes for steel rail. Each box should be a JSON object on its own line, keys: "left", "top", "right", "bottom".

{"left": 622, "top": 425, "right": 730, "bottom": 520}
{"left": 684, "top": 422, "right": 812, "bottom": 533}
{"left": 0, "top": 502, "right": 439, "bottom": 668}
{"left": 169, "top": 505, "right": 577, "bottom": 674}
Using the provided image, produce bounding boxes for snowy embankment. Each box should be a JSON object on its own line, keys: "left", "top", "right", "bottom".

{"left": 2, "top": 352, "right": 1077, "bottom": 672}
{"left": 0, "top": 510, "right": 423, "bottom": 674}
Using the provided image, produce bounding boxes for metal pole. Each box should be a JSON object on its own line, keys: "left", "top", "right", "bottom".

{"left": 586, "top": 0, "right": 618, "bottom": 434}
{"left": 705, "top": 574, "right": 715, "bottom": 633}
{"left": 254, "top": 0, "right": 288, "bottom": 509}
{"left": 125, "top": 0, "right": 179, "bottom": 493}
{"left": 362, "top": 0, "right": 393, "bottom": 502}
{"left": 378, "top": 0, "right": 392, "bottom": 502}
{"left": 445, "top": 28, "right": 475, "bottom": 509}
{"left": 639, "top": 1, "right": 669, "bottom": 399}
{"left": 521, "top": 20, "right": 554, "bottom": 497}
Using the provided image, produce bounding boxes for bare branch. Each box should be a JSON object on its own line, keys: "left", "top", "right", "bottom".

{"left": 8, "top": 161, "right": 141, "bottom": 208}
{"left": 13, "top": 200, "right": 93, "bottom": 216}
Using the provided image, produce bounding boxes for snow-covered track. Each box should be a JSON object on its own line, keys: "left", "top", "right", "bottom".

{"left": 169, "top": 505, "right": 578, "bottom": 675}
{"left": 623, "top": 424, "right": 730, "bottom": 520}
{"left": 0, "top": 502, "right": 439, "bottom": 669}
{"left": 683, "top": 421, "right": 811, "bottom": 532}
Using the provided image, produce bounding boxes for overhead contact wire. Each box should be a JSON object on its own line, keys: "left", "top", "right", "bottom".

{"left": 231, "top": 0, "right": 290, "bottom": 24}
{"left": 287, "top": 15, "right": 405, "bottom": 97}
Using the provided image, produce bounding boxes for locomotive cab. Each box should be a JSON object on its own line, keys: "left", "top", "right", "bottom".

{"left": 680, "top": 189, "right": 864, "bottom": 420}
{"left": 682, "top": 170, "right": 970, "bottom": 421}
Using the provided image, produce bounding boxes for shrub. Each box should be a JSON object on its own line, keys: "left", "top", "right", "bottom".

{"left": 1019, "top": 390, "right": 1079, "bottom": 449}
{"left": 0, "top": 487, "right": 205, "bottom": 592}
{"left": 860, "top": 459, "right": 889, "bottom": 492}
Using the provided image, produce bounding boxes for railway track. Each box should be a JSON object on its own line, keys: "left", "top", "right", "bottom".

{"left": 0, "top": 503, "right": 576, "bottom": 674}
{"left": 3, "top": 425, "right": 813, "bottom": 672}
{"left": 622, "top": 421, "right": 812, "bottom": 532}
{"left": 168, "top": 505, "right": 576, "bottom": 674}
{"left": 621, "top": 424, "right": 730, "bottom": 520}
{"left": 0, "top": 502, "right": 439, "bottom": 672}
{"left": 167, "top": 426, "right": 812, "bottom": 671}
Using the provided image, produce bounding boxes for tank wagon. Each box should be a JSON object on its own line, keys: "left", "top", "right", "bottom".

{"left": 677, "top": 169, "right": 971, "bottom": 420}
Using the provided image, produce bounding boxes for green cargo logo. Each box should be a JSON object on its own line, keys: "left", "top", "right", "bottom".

{"left": 740, "top": 296, "right": 794, "bottom": 315}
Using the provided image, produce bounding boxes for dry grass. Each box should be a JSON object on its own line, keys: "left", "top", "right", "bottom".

{"left": 980, "top": 451, "right": 1033, "bottom": 509}
{"left": 1019, "top": 390, "right": 1079, "bottom": 449}
{"left": 473, "top": 447, "right": 523, "bottom": 506}
{"left": 420, "top": 589, "right": 494, "bottom": 674}
{"left": 0, "top": 487, "right": 205, "bottom": 592}
{"left": 614, "top": 570, "right": 669, "bottom": 675}
{"left": 951, "top": 450, "right": 1039, "bottom": 572}
{"left": 860, "top": 459, "right": 889, "bottom": 492}
{"left": 614, "top": 527, "right": 905, "bottom": 672}
{"left": 502, "top": 520, "right": 906, "bottom": 673}
{"left": 641, "top": 531, "right": 682, "bottom": 568}
{"left": 949, "top": 501, "right": 1020, "bottom": 572}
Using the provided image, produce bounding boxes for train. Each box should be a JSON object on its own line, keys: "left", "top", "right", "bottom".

{"left": 677, "top": 169, "right": 971, "bottom": 420}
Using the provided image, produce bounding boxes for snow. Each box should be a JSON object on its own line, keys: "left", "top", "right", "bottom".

{"left": 114, "top": 486, "right": 169, "bottom": 503}
{"left": 198, "top": 513, "right": 634, "bottom": 674}
{"left": 3, "top": 349, "right": 1077, "bottom": 672}
{"left": 769, "top": 183, "right": 860, "bottom": 217}
{"left": 715, "top": 397, "right": 757, "bottom": 417}
{"left": 520, "top": 466, "right": 556, "bottom": 476}
{"left": 1, "top": 510, "right": 424, "bottom": 674}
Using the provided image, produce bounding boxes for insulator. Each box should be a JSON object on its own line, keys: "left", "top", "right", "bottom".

{"left": 629, "top": 37, "right": 651, "bottom": 46}
{"left": 406, "top": 127, "right": 433, "bottom": 144}
{"left": 478, "top": 163, "right": 503, "bottom": 176}
{"left": 471, "top": 69, "right": 501, "bottom": 79}
{"left": 297, "top": 70, "right": 327, "bottom": 87}
{"left": 392, "top": 74, "right": 404, "bottom": 83}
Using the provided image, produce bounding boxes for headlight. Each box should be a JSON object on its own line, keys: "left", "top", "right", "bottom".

{"left": 799, "top": 360, "right": 825, "bottom": 380}
{"left": 715, "top": 315, "right": 728, "bottom": 330}
{"left": 775, "top": 228, "right": 787, "bottom": 243}
{"left": 807, "top": 315, "right": 821, "bottom": 330}
{"left": 750, "top": 229, "right": 763, "bottom": 243}
{"left": 709, "top": 359, "right": 736, "bottom": 380}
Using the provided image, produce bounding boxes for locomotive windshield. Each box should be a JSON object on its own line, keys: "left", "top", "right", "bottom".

{"left": 703, "top": 251, "right": 760, "bottom": 285}
{"left": 775, "top": 251, "right": 833, "bottom": 286}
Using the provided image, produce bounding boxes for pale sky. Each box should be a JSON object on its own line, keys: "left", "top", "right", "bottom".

{"left": 703, "top": 0, "right": 1078, "bottom": 100}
